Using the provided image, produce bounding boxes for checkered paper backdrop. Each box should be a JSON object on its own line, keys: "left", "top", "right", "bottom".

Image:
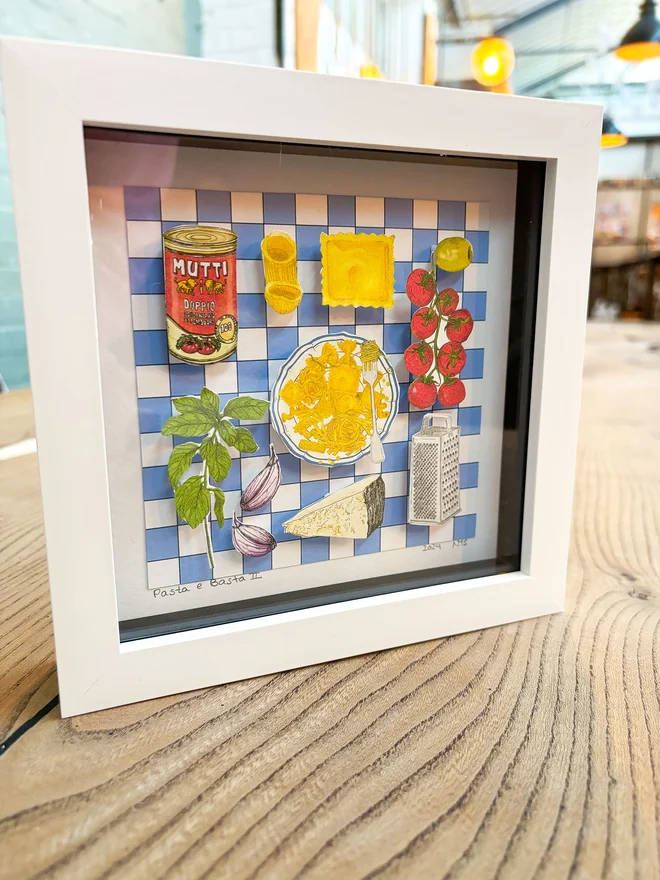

{"left": 125, "top": 187, "right": 490, "bottom": 590}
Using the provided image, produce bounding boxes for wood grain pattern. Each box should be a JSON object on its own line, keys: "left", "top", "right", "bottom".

{"left": 1, "top": 322, "right": 659, "bottom": 879}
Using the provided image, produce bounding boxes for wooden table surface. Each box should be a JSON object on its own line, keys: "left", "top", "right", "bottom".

{"left": 1, "top": 321, "right": 659, "bottom": 880}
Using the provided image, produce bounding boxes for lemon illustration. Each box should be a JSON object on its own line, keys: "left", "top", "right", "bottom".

{"left": 435, "top": 237, "right": 473, "bottom": 272}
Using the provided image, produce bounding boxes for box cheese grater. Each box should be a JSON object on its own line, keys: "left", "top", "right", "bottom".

{"left": 408, "top": 414, "right": 461, "bottom": 525}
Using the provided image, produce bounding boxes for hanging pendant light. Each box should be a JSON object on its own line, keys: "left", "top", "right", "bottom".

{"left": 601, "top": 115, "right": 628, "bottom": 149}
{"left": 615, "top": 0, "right": 660, "bottom": 62}
{"left": 471, "top": 37, "right": 515, "bottom": 87}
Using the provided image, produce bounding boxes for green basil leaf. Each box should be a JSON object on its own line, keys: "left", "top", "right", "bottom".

{"left": 174, "top": 476, "right": 210, "bottom": 529}
{"left": 212, "top": 487, "right": 225, "bottom": 528}
{"left": 232, "top": 426, "right": 259, "bottom": 453}
{"left": 200, "top": 437, "right": 231, "bottom": 482}
{"left": 162, "top": 412, "right": 216, "bottom": 438}
{"left": 217, "top": 419, "right": 238, "bottom": 447}
{"left": 223, "top": 396, "right": 270, "bottom": 421}
{"left": 201, "top": 387, "right": 220, "bottom": 415}
{"left": 167, "top": 442, "right": 198, "bottom": 488}
{"left": 172, "top": 396, "right": 210, "bottom": 415}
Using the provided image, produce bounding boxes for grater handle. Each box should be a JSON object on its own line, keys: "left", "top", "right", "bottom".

{"left": 422, "top": 413, "right": 453, "bottom": 433}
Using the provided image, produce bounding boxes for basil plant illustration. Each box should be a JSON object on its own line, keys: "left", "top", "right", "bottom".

{"left": 161, "top": 387, "right": 270, "bottom": 576}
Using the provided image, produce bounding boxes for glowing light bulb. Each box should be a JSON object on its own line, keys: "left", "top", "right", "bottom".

{"left": 470, "top": 37, "right": 515, "bottom": 87}
{"left": 483, "top": 55, "right": 500, "bottom": 76}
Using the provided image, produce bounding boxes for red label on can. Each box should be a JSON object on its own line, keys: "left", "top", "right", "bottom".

{"left": 164, "top": 245, "right": 238, "bottom": 363}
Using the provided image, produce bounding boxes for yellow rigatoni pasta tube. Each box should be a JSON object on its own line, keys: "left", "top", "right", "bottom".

{"left": 262, "top": 232, "right": 303, "bottom": 314}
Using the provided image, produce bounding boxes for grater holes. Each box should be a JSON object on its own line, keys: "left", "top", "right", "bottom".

{"left": 411, "top": 425, "right": 460, "bottom": 525}
{"left": 411, "top": 444, "right": 439, "bottom": 521}
{"left": 440, "top": 431, "right": 460, "bottom": 520}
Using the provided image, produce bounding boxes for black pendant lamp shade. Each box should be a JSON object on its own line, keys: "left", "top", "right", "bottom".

{"left": 616, "top": 0, "right": 660, "bottom": 61}
{"left": 601, "top": 115, "right": 628, "bottom": 148}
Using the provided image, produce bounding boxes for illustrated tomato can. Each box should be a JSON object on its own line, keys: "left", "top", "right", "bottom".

{"left": 163, "top": 225, "right": 238, "bottom": 364}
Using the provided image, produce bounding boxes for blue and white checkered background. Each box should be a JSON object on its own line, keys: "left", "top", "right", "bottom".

{"left": 125, "top": 187, "right": 490, "bottom": 590}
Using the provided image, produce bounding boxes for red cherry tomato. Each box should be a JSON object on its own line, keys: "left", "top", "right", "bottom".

{"left": 437, "top": 341, "right": 466, "bottom": 377}
{"left": 410, "top": 307, "right": 439, "bottom": 340}
{"left": 404, "top": 342, "right": 434, "bottom": 376}
{"left": 408, "top": 378, "right": 438, "bottom": 409}
{"left": 438, "top": 378, "right": 466, "bottom": 406}
{"left": 437, "top": 287, "right": 459, "bottom": 316}
{"left": 446, "top": 309, "right": 474, "bottom": 343}
{"left": 406, "top": 268, "right": 436, "bottom": 306}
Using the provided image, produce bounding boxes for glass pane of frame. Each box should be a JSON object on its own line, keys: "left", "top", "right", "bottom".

{"left": 82, "top": 128, "right": 543, "bottom": 641}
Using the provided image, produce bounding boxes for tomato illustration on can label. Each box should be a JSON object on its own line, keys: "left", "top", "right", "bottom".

{"left": 163, "top": 225, "right": 238, "bottom": 364}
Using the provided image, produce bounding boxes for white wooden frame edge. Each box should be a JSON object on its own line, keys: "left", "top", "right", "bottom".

{"left": 1, "top": 37, "right": 602, "bottom": 716}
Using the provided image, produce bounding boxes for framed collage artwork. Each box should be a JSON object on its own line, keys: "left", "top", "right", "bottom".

{"left": 87, "top": 133, "right": 515, "bottom": 634}
{"left": 2, "top": 38, "right": 601, "bottom": 714}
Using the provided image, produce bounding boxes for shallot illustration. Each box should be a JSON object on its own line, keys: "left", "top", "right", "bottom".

{"left": 232, "top": 513, "right": 277, "bottom": 558}
{"left": 241, "top": 444, "right": 282, "bottom": 511}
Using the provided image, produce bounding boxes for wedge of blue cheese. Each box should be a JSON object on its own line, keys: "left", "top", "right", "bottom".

{"left": 283, "top": 475, "right": 385, "bottom": 539}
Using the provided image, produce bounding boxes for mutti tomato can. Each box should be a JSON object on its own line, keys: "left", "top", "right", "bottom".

{"left": 163, "top": 225, "right": 238, "bottom": 364}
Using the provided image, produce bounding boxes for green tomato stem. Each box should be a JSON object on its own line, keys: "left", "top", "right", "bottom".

{"left": 409, "top": 254, "right": 454, "bottom": 396}
{"left": 418, "top": 293, "right": 447, "bottom": 385}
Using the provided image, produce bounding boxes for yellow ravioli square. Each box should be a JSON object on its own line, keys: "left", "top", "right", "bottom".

{"left": 320, "top": 233, "right": 395, "bottom": 309}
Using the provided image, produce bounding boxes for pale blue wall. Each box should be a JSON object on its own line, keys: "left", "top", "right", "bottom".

{"left": 0, "top": 0, "right": 189, "bottom": 389}
{"left": 0, "top": 85, "right": 21, "bottom": 388}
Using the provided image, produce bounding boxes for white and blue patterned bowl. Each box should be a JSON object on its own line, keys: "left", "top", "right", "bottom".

{"left": 270, "top": 332, "right": 400, "bottom": 467}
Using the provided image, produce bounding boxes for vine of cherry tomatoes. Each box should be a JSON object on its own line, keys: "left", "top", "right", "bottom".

{"left": 404, "top": 268, "right": 474, "bottom": 409}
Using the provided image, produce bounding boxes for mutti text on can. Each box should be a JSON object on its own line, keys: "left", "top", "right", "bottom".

{"left": 163, "top": 225, "right": 239, "bottom": 364}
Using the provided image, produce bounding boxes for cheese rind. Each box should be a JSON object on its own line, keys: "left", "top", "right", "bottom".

{"left": 283, "top": 475, "right": 385, "bottom": 539}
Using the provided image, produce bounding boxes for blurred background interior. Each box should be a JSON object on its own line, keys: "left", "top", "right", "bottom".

{"left": 1, "top": 0, "right": 659, "bottom": 390}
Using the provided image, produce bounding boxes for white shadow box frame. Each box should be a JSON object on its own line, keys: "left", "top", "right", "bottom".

{"left": 1, "top": 37, "right": 601, "bottom": 716}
